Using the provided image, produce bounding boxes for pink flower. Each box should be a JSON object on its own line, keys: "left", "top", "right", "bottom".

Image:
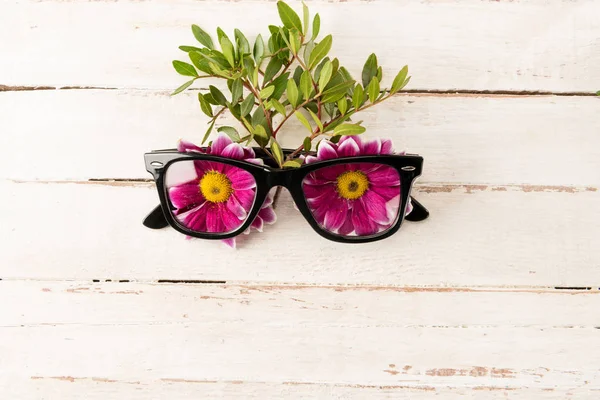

{"left": 168, "top": 133, "right": 276, "bottom": 248}
{"left": 302, "top": 136, "right": 412, "bottom": 237}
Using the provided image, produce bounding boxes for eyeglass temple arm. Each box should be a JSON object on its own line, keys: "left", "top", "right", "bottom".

{"left": 142, "top": 196, "right": 429, "bottom": 229}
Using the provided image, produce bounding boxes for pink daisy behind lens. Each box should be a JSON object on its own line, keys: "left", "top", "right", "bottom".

{"left": 165, "top": 133, "right": 276, "bottom": 248}
{"left": 302, "top": 136, "right": 409, "bottom": 237}
{"left": 166, "top": 159, "right": 257, "bottom": 234}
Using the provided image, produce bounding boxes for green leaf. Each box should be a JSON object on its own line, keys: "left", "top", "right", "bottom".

{"left": 303, "top": 2, "right": 310, "bottom": 36}
{"left": 293, "top": 65, "right": 303, "bottom": 85}
{"left": 171, "top": 79, "right": 194, "bottom": 96}
{"left": 234, "top": 29, "right": 250, "bottom": 56}
{"left": 201, "top": 119, "right": 216, "bottom": 144}
{"left": 312, "top": 13, "right": 320, "bottom": 41}
{"left": 337, "top": 98, "right": 348, "bottom": 115}
{"left": 253, "top": 34, "right": 265, "bottom": 65}
{"left": 367, "top": 77, "right": 380, "bottom": 104}
{"left": 300, "top": 70, "right": 313, "bottom": 100}
{"left": 597, "top": 90, "right": 600, "bottom": 96}
{"left": 390, "top": 65, "right": 408, "bottom": 94}
{"left": 376, "top": 66, "right": 383, "bottom": 82}
{"left": 271, "top": 98, "right": 286, "bottom": 116}
{"left": 179, "top": 45, "right": 203, "bottom": 53}
{"left": 352, "top": 84, "right": 365, "bottom": 109}
{"left": 270, "top": 138, "right": 284, "bottom": 166}
{"left": 333, "top": 123, "right": 366, "bottom": 137}
{"left": 399, "top": 76, "right": 411, "bottom": 91}
{"left": 172, "top": 60, "right": 198, "bottom": 77}
{"left": 231, "top": 79, "right": 243, "bottom": 104}
{"left": 304, "top": 101, "right": 318, "bottom": 114}
{"left": 252, "top": 66, "right": 259, "bottom": 87}
{"left": 198, "top": 93, "right": 214, "bottom": 117}
{"left": 228, "top": 103, "right": 241, "bottom": 120}
{"left": 277, "top": 1, "right": 303, "bottom": 31}
{"left": 209, "top": 85, "right": 228, "bottom": 106}
{"left": 289, "top": 30, "right": 301, "bottom": 55}
{"left": 271, "top": 72, "right": 290, "bottom": 100}
{"left": 189, "top": 51, "right": 211, "bottom": 75}
{"left": 308, "top": 34, "right": 332, "bottom": 69}
{"left": 264, "top": 57, "right": 283, "bottom": 84}
{"left": 295, "top": 111, "right": 313, "bottom": 133}
{"left": 217, "top": 126, "right": 240, "bottom": 142}
{"left": 287, "top": 79, "right": 299, "bottom": 108}
{"left": 203, "top": 92, "right": 218, "bottom": 105}
{"left": 303, "top": 136, "right": 312, "bottom": 152}
{"left": 260, "top": 85, "right": 275, "bottom": 99}
{"left": 307, "top": 109, "right": 323, "bottom": 133}
{"left": 303, "top": 41, "right": 315, "bottom": 65}
{"left": 241, "top": 116, "right": 255, "bottom": 134}
{"left": 283, "top": 159, "right": 302, "bottom": 168}
{"left": 318, "top": 60, "right": 333, "bottom": 93}
{"left": 253, "top": 124, "right": 269, "bottom": 147}
{"left": 361, "top": 53, "right": 378, "bottom": 88}
{"left": 240, "top": 94, "right": 255, "bottom": 117}
{"left": 219, "top": 36, "right": 235, "bottom": 67}
{"left": 192, "top": 25, "right": 214, "bottom": 49}
{"left": 209, "top": 62, "right": 229, "bottom": 78}
{"left": 320, "top": 80, "right": 356, "bottom": 103}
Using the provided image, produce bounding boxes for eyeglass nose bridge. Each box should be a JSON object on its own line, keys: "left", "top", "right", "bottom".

{"left": 265, "top": 168, "right": 293, "bottom": 188}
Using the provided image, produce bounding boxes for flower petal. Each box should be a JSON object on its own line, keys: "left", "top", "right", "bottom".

{"left": 305, "top": 155, "right": 318, "bottom": 164}
{"left": 367, "top": 166, "right": 400, "bottom": 186}
{"left": 245, "top": 158, "right": 264, "bottom": 165}
{"left": 363, "top": 138, "right": 382, "bottom": 155}
{"left": 227, "top": 194, "right": 247, "bottom": 220}
{"left": 206, "top": 205, "right": 225, "bottom": 233}
{"left": 323, "top": 199, "right": 350, "bottom": 232}
{"left": 338, "top": 212, "right": 355, "bottom": 236}
{"left": 234, "top": 189, "right": 256, "bottom": 210}
{"left": 316, "top": 140, "right": 338, "bottom": 160}
{"left": 243, "top": 147, "right": 256, "bottom": 159}
{"left": 221, "top": 238, "right": 236, "bottom": 248}
{"left": 220, "top": 204, "right": 243, "bottom": 232}
{"left": 178, "top": 139, "right": 205, "bottom": 153}
{"left": 251, "top": 215, "right": 264, "bottom": 232}
{"left": 258, "top": 206, "right": 277, "bottom": 224}
{"left": 169, "top": 181, "right": 203, "bottom": 209}
{"left": 337, "top": 138, "right": 361, "bottom": 157}
{"left": 180, "top": 204, "right": 208, "bottom": 232}
{"left": 209, "top": 133, "right": 233, "bottom": 156}
{"left": 221, "top": 143, "right": 245, "bottom": 159}
{"left": 370, "top": 183, "right": 401, "bottom": 201}
{"left": 229, "top": 168, "right": 257, "bottom": 190}
{"left": 351, "top": 200, "right": 377, "bottom": 236}
{"left": 361, "top": 190, "right": 392, "bottom": 225}
{"left": 380, "top": 138, "right": 394, "bottom": 155}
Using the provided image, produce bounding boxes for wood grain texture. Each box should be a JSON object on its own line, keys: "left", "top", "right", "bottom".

{"left": 2, "top": 90, "right": 600, "bottom": 185}
{"left": 10, "top": 380, "right": 600, "bottom": 400}
{"left": 2, "top": 0, "right": 599, "bottom": 91}
{"left": 1, "top": 282, "right": 599, "bottom": 399}
{"left": 2, "top": 180, "right": 599, "bottom": 285}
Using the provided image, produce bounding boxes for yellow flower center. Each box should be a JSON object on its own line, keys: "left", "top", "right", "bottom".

{"left": 336, "top": 170, "right": 369, "bottom": 200}
{"left": 199, "top": 170, "right": 233, "bottom": 203}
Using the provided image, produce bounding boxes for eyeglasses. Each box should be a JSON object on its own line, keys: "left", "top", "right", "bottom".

{"left": 143, "top": 147, "right": 429, "bottom": 243}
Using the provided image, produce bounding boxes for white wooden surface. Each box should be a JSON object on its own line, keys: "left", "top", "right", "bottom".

{"left": 1, "top": 0, "right": 600, "bottom": 398}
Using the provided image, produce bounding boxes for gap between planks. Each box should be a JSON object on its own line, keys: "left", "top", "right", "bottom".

{"left": 1, "top": 85, "right": 599, "bottom": 97}
{"left": 8, "top": 179, "right": 599, "bottom": 194}
{"left": 0, "top": 279, "right": 598, "bottom": 294}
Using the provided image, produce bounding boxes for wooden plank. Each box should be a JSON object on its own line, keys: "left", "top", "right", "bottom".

{"left": 7, "top": 379, "right": 599, "bottom": 400}
{"left": 1, "top": 0, "right": 599, "bottom": 91}
{"left": 2, "top": 90, "right": 600, "bottom": 185}
{"left": 1, "top": 282, "right": 599, "bottom": 398}
{"left": 1, "top": 181, "right": 599, "bottom": 285}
